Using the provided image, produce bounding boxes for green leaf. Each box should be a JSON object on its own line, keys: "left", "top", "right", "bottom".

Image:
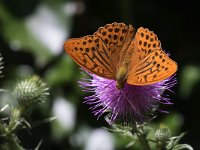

{"left": 34, "top": 140, "right": 43, "bottom": 150}
{"left": 160, "top": 113, "right": 183, "bottom": 134}
{"left": 173, "top": 144, "right": 193, "bottom": 150}
{"left": 180, "top": 65, "right": 200, "bottom": 99}
{"left": 0, "top": 2, "right": 52, "bottom": 63}
{"left": 166, "top": 133, "right": 193, "bottom": 150}
{"left": 44, "top": 55, "right": 77, "bottom": 86}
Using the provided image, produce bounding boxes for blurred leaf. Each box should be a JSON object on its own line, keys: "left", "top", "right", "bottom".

{"left": 180, "top": 65, "right": 200, "bottom": 99}
{"left": 51, "top": 119, "right": 68, "bottom": 140}
{"left": 160, "top": 113, "right": 183, "bottom": 134}
{"left": 44, "top": 55, "right": 76, "bottom": 86}
{"left": 0, "top": 2, "right": 52, "bottom": 63}
{"left": 149, "top": 112, "right": 183, "bottom": 138}
{"left": 0, "top": 2, "right": 72, "bottom": 65}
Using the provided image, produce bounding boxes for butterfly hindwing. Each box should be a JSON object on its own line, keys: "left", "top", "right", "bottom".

{"left": 127, "top": 28, "right": 177, "bottom": 85}
{"left": 64, "top": 23, "right": 177, "bottom": 86}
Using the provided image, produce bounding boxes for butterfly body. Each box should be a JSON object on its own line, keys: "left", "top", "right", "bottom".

{"left": 116, "top": 66, "right": 128, "bottom": 89}
{"left": 64, "top": 22, "right": 177, "bottom": 89}
{"left": 116, "top": 44, "right": 135, "bottom": 89}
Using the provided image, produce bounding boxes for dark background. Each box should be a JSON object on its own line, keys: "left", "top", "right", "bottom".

{"left": 0, "top": 0, "right": 199, "bottom": 149}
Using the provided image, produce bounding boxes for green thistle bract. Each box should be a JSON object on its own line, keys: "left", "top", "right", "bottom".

{"left": 13, "top": 75, "right": 49, "bottom": 108}
{"left": 155, "top": 128, "right": 170, "bottom": 142}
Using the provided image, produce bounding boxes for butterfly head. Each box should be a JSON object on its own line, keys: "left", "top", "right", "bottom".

{"left": 116, "top": 81, "right": 126, "bottom": 89}
{"left": 116, "top": 66, "right": 128, "bottom": 89}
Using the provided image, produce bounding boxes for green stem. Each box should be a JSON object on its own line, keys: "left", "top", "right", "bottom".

{"left": 8, "top": 108, "right": 22, "bottom": 132}
{"left": 2, "top": 107, "right": 24, "bottom": 150}
{"left": 132, "top": 124, "right": 151, "bottom": 150}
{"left": 7, "top": 135, "right": 24, "bottom": 150}
{"left": 156, "top": 141, "right": 167, "bottom": 150}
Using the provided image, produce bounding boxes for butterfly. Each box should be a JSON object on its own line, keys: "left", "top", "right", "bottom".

{"left": 64, "top": 22, "right": 177, "bottom": 89}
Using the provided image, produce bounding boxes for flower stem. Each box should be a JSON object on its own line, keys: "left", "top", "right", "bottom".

{"left": 132, "top": 124, "right": 151, "bottom": 150}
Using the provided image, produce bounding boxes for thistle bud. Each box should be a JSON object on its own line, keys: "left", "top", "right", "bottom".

{"left": 155, "top": 128, "right": 170, "bottom": 143}
{"left": 13, "top": 75, "right": 49, "bottom": 108}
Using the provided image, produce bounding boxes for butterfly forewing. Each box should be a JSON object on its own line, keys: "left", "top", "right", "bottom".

{"left": 65, "top": 22, "right": 135, "bottom": 80}
{"left": 64, "top": 22, "right": 177, "bottom": 87}
{"left": 64, "top": 35, "right": 115, "bottom": 79}
{"left": 127, "top": 28, "right": 177, "bottom": 85}
{"left": 94, "top": 22, "right": 135, "bottom": 69}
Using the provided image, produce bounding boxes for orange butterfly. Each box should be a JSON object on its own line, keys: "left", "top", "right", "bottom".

{"left": 64, "top": 22, "right": 177, "bottom": 89}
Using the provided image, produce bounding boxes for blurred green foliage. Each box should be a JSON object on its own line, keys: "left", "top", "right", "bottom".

{"left": 180, "top": 65, "right": 200, "bottom": 99}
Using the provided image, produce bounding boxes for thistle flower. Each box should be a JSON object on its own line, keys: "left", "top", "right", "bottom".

{"left": 79, "top": 72, "right": 176, "bottom": 124}
{"left": 13, "top": 75, "right": 49, "bottom": 108}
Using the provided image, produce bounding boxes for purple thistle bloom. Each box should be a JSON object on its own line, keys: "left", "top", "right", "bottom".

{"left": 79, "top": 72, "right": 176, "bottom": 124}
